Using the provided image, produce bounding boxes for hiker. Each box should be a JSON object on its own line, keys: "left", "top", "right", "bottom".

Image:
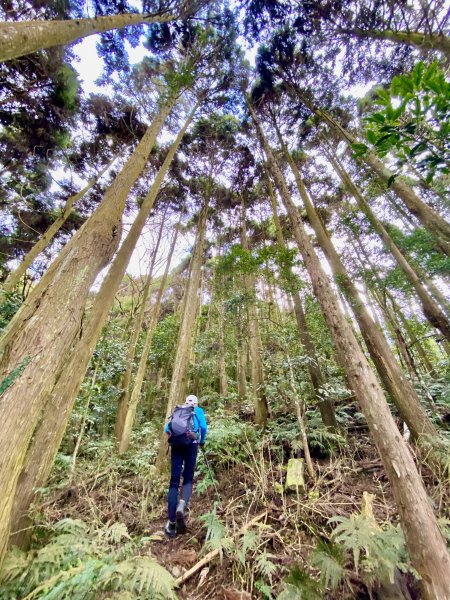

{"left": 164, "top": 394, "right": 208, "bottom": 538}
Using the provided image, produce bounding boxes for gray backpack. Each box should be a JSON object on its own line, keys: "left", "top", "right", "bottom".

{"left": 168, "top": 405, "right": 198, "bottom": 446}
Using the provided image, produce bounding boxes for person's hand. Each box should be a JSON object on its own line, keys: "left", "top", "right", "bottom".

{"left": 200, "top": 441, "right": 205, "bottom": 447}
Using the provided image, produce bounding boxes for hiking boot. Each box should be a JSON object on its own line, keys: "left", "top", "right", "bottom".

{"left": 176, "top": 499, "right": 187, "bottom": 534}
{"left": 165, "top": 520, "right": 176, "bottom": 539}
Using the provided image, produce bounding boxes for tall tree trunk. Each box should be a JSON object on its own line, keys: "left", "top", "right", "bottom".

{"left": 397, "top": 311, "right": 437, "bottom": 377}
{"left": 0, "top": 96, "right": 176, "bottom": 562}
{"left": 288, "top": 87, "right": 450, "bottom": 254}
{"left": 248, "top": 99, "right": 450, "bottom": 598}
{"left": 266, "top": 169, "right": 337, "bottom": 429}
{"left": 0, "top": 94, "right": 175, "bottom": 358}
{"left": 156, "top": 200, "right": 209, "bottom": 469}
{"left": 326, "top": 149, "right": 450, "bottom": 340}
{"left": 0, "top": 11, "right": 179, "bottom": 63}
{"left": 118, "top": 223, "right": 179, "bottom": 454}
{"left": 337, "top": 27, "right": 450, "bottom": 57}
{"left": 218, "top": 301, "right": 228, "bottom": 398}
{"left": 7, "top": 104, "right": 195, "bottom": 549}
{"left": 115, "top": 213, "right": 166, "bottom": 444}
{"left": 352, "top": 238, "right": 439, "bottom": 379}
{"left": 237, "top": 311, "right": 248, "bottom": 402}
{"left": 2, "top": 156, "right": 116, "bottom": 295}
{"left": 273, "top": 123, "right": 439, "bottom": 448}
{"left": 241, "top": 200, "right": 269, "bottom": 427}
{"left": 69, "top": 363, "right": 99, "bottom": 480}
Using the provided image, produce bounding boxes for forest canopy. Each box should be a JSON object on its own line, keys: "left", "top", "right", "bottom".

{"left": 0, "top": 1, "right": 449, "bottom": 599}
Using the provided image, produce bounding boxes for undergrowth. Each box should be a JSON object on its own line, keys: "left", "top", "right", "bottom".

{"left": 3, "top": 399, "right": 444, "bottom": 599}
{"left": 0, "top": 518, "right": 176, "bottom": 600}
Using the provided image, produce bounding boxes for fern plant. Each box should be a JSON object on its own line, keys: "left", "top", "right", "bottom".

{"left": 310, "top": 540, "right": 346, "bottom": 591}
{"left": 198, "top": 510, "right": 234, "bottom": 560}
{"left": 0, "top": 518, "right": 177, "bottom": 599}
{"left": 276, "top": 566, "right": 323, "bottom": 600}
{"left": 329, "top": 513, "right": 416, "bottom": 586}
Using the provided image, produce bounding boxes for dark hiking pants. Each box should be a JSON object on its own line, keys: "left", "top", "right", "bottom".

{"left": 168, "top": 443, "right": 199, "bottom": 522}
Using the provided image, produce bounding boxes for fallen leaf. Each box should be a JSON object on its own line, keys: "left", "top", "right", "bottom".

{"left": 196, "top": 567, "right": 209, "bottom": 589}
{"left": 172, "top": 548, "right": 197, "bottom": 567}
{"left": 221, "top": 587, "right": 252, "bottom": 600}
{"left": 171, "top": 565, "right": 181, "bottom": 578}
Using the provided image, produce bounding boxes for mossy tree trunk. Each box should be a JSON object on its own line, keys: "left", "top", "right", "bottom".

{"left": 266, "top": 168, "right": 337, "bottom": 429}
{"left": 0, "top": 97, "right": 176, "bottom": 562}
{"left": 0, "top": 11, "right": 178, "bottom": 63}
{"left": 240, "top": 199, "right": 269, "bottom": 427}
{"left": 7, "top": 103, "right": 195, "bottom": 549}
{"left": 327, "top": 149, "right": 450, "bottom": 341}
{"left": 338, "top": 27, "right": 450, "bottom": 57}
{"left": 218, "top": 301, "right": 228, "bottom": 398}
{"left": 248, "top": 98, "right": 450, "bottom": 599}
{"left": 118, "top": 223, "right": 180, "bottom": 454}
{"left": 156, "top": 200, "right": 209, "bottom": 469}
{"left": 115, "top": 211, "right": 167, "bottom": 444}
{"left": 237, "top": 316, "right": 248, "bottom": 402}
{"left": 277, "top": 133, "right": 440, "bottom": 452}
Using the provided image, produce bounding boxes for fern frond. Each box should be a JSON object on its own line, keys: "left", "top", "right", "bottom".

{"left": 237, "top": 530, "right": 259, "bottom": 565}
{"left": 256, "top": 552, "right": 277, "bottom": 583}
{"left": 53, "top": 518, "right": 88, "bottom": 536}
{"left": 199, "top": 510, "right": 234, "bottom": 559}
{"left": 96, "top": 560, "right": 132, "bottom": 591}
{"left": 0, "top": 546, "right": 29, "bottom": 583}
{"left": 311, "top": 540, "right": 346, "bottom": 590}
{"left": 329, "top": 514, "right": 376, "bottom": 572}
{"left": 103, "top": 522, "right": 131, "bottom": 545}
{"left": 277, "top": 566, "right": 322, "bottom": 600}
{"left": 126, "top": 556, "right": 176, "bottom": 599}
{"left": 34, "top": 542, "right": 69, "bottom": 567}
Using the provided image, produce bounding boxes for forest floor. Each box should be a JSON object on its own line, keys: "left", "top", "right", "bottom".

{"left": 34, "top": 428, "right": 435, "bottom": 600}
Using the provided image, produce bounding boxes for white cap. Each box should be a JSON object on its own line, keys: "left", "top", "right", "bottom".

{"left": 185, "top": 394, "right": 198, "bottom": 406}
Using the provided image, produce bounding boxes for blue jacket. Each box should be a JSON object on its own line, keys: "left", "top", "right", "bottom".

{"left": 165, "top": 406, "right": 208, "bottom": 443}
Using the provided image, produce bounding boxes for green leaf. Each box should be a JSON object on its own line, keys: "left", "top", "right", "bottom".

{"left": 311, "top": 541, "right": 346, "bottom": 590}
{"left": 351, "top": 142, "right": 369, "bottom": 157}
{"left": 387, "top": 174, "right": 397, "bottom": 188}
{"left": 368, "top": 112, "right": 386, "bottom": 124}
{"left": 366, "top": 130, "right": 377, "bottom": 145}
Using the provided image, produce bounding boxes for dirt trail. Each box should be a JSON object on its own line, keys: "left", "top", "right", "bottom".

{"left": 39, "top": 438, "right": 421, "bottom": 599}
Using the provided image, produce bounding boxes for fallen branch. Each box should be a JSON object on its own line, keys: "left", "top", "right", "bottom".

{"left": 175, "top": 511, "right": 268, "bottom": 586}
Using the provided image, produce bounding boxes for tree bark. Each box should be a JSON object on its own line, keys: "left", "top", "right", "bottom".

{"left": 7, "top": 103, "right": 195, "bottom": 550}
{"left": 118, "top": 223, "right": 180, "bottom": 454}
{"left": 237, "top": 317, "right": 247, "bottom": 402}
{"left": 114, "top": 214, "right": 166, "bottom": 444}
{"left": 218, "top": 301, "right": 228, "bottom": 397}
{"left": 327, "top": 149, "right": 450, "bottom": 341}
{"left": 69, "top": 363, "right": 99, "bottom": 481}
{"left": 274, "top": 125, "right": 439, "bottom": 447}
{"left": 397, "top": 311, "right": 437, "bottom": 377}
{"left": 338, "top": 27, "right": 450, "bottom": 58}
{"left": 289, "top": 87, "right": 450, "bottom": 254}
{"left": 2, "top": 156, "right": 116, "bottom": 295}
{"left": 248, "top": 98, "right": 450, "bottom": 599}
{"left": 266, "top": 168, "right": 337, "bottom": 429}
{"left": 241, "top": 200, "right": 269, "bottom": 427}
{"left": 0, "top": 12, "right": 177, "bottom": 63}
{"left": 156, "top": 200, "right": 209, "bottom": 469}
{"left": 0, "top": 96, "right": 175, "bottom": 562}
